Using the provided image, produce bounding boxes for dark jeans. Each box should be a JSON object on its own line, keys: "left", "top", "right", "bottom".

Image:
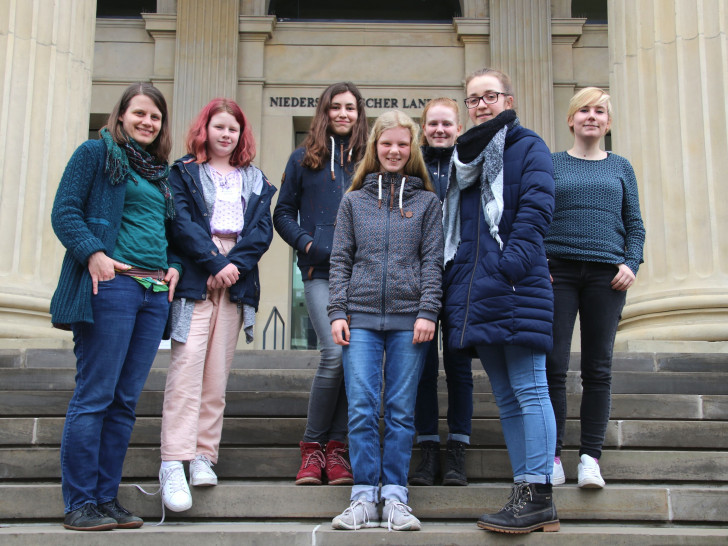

{"left": 545, "top": 258, "right": 626, "bottom": 460}
{"left": 61, "top": 275, "right": 169, "bottom": 512}
{"left": 414, "top": 322, "right": 473, "bottom": 444}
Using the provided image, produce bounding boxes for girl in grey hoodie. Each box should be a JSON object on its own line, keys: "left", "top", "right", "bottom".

{"left": 328, "top": 110, "right": 444, "bottom": 531}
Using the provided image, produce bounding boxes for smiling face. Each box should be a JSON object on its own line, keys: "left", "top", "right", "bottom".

{"left": 569, "top": 103, "right": 611, "bottom": 141}
{"left": 118, "top": 94, "right": 162, "bottom": 148}
{"left": 377, "top": 126, "right": 411, "bottom": 174}
{"left": 328, "top": 91, "right": 359, "bottom": 136}
{"left": 206, "top": 111, "right": 241, "bottom": 161}
{"left": 423, "top": 104, "right": 461, "bottom": 148}
{"left": 465, "top": 74, "right": 513, "bottom": 126}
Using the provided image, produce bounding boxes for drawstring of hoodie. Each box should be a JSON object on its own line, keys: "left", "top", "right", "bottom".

{"left": 378, "top": 174, "right": 383, "bottom": 208}
{"left": 330, "top": 136, "right": 354, "bottom": 181}
{"left": 398, "top": 176, "right": 406, "bottom": 217}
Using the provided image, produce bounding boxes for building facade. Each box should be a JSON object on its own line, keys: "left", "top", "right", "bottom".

{"left": 1, "top": 0, "right": 726, "bottom": 351}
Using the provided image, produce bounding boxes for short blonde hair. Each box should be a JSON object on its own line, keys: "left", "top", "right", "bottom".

{"left": 349, "top": 110, "right": 433, "bottom": 193}
{"left": 567, "top": 87, "right": 612, "bottom": 133}
{"left": 419, "top": 97, "right": 460, "bottom": 146}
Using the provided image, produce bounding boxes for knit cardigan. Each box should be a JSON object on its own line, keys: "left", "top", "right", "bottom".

{"left": 50, "top": 139, "right": 177, "bottom": 326}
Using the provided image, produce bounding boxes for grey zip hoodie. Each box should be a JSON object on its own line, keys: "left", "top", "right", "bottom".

{"left": 328, "top": 172, "right": 444, "bottom": 331}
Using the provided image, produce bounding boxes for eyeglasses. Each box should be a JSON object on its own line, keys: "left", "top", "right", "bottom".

{"left": 464, "top": 92, "right": 510, "bottom": 109}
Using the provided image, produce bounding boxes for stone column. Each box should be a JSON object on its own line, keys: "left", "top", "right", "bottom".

{"left": 489, "top": 0, "right": 554, "bottom": 147}
{"left": 171, "top": 0, "right": 239, "bottom": 158}
{"left": 609, "top": 0, "right": 728, "bottom": 345}
{"left": 0, "top": 0, "right": 96, "bottom": 343}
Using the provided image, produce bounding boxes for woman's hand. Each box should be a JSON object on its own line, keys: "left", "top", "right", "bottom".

{"left": 611, "top": 263, "right": 636, "bottom": 291}
{"left": 413, "top": 318, "right": 435, "bottom": 344}
{"left": 87, "top": 252, "right": 130, "bottom": 295}
{"left": 165, "top": 268, "right": 180, "bottom": 302}
{"left": 208, "top": 263, "right": 240, "bottom": 291}
{"left": 331, "top": 319, "right": 350, "bottom": 346}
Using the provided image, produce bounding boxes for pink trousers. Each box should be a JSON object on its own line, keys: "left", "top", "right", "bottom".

{"left": 160, "top": 236, "right": 242, "bottom": 463}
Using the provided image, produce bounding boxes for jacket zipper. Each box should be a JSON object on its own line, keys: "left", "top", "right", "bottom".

{"left": 460, "top": 204, "right": 481, "bottom": 348}
{"left": 380, "top": 182, "right": 394, "bottom": 328}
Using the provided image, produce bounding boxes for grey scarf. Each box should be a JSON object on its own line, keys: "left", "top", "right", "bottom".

{"left": 442, "top": 117, "right": 516, "bottom": 265}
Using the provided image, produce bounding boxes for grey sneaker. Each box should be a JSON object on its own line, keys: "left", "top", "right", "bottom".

{"left": 331, "top": 495, "right": 380, "bottom": 530}
{"left": 190, "top": 455, "right": 218, "bottom": 486}
{"left": 381, "top": 499, "right": 421, "bottom": 531}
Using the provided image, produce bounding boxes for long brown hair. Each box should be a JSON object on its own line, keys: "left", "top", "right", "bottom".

{"left": 106, "top": 82, "right": 172, "bottom": 163}
{"left": 301, "top": 82, "right": 368, "bottom": 170}
{"left": 349, "top": 110, "right": 433, "bottom": 193}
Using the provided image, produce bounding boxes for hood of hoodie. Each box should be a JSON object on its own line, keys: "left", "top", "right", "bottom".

{"left": 422, "top": 145, "right": 454, "bottom": 164}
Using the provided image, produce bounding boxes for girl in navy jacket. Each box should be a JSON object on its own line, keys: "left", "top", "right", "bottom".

{"left": 159, "top": 99, "right": 275, "bottom": 513}
{"left": 273, "top": 82, "right": 368, "bottom": 486}
{"left": 442, "top": 69, "right": 559, "bottom": 534}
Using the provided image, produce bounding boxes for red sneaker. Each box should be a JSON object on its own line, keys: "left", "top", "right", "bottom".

{"left": 295, "top": 441, "right": 325, "bottom": 485}
{"left": 325, "top": 440, "right": 354, "bottom": 485}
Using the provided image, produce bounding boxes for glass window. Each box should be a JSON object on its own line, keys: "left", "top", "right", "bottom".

{"left": 571, "top": 0, "right": 608, "bottom": 24}
{"left": 97, "top": 0, "right": 156, "bottom": 18}
{"left": 269, "top": 0, "right": 461, "bottom": 22}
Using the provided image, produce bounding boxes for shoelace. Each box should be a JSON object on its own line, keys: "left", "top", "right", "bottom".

{"left": 326, "top": 446, "right": 351, "bottom": 471}
{"left": 303, "top": 448, "right": 326, "bottom": 469}
{"left": 343, "top": 498, "right": 371, "bottom": 529}
{"left": 192, "top": 455, "right": 215, "bottom": 475}
{"left": 385, "top": 500, "right": 413, "bottom": 531}
{"left": 133, "top": 466, "right": 187, "bottom": 526}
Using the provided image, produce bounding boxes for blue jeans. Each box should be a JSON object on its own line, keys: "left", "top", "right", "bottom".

{"left": 546, "top": 258, "right": 626, "bottom": 459}
{"left": 61, "top": 275, "right": 169, "bottom": 512}
{"left": 476, "top": 344, "right": 556, "bottom": 484}
{"left": 414, "top": 321, "right": 473, "bottom": 444}
{"left": 302, "top": 279, "right": 347, "bottom": 444}
{"left": 343, "top": 329, "right": 428, "bottom": 504}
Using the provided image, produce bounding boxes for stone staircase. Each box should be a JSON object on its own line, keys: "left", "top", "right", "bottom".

{"left": 1, "top": 348, "right": 727, "bottom": 544}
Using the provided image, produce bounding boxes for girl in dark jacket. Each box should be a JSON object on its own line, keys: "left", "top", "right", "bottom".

{"left": 411, "top": 98, "right": 474, "bottom": 487}
{"left": 51, "top": 82, "right": 178, "bottom": 531}
{"left": 159, "top": 98, "right": 275, "bottom": 513}
{"left": 328, "top": 110, "right": 444, "bottom": 531}
{"left": 273, "top": 82, "right": 368, "bottom": 486}
{"left": 442, "top": 68, "right": 559, "bottom": 534}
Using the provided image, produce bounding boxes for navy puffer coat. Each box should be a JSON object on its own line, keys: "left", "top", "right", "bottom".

{"left": 442, "top": 123, "right": 555, "bottom": 355}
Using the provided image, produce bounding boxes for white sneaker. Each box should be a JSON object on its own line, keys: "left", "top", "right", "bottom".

{"left": 189, "top": 455, "right": 218, "bottom": 486}
{"left": 159, "top": 462, "right": 192, "bottom": 511}
{"left": 552, "top": 457, "right": 565, "bottom": 485}
{"left": 331, "top": 495, "right": 380, "bottom": 530}
{"left": 577, "top": 454, "right": 605, "bottom": 488}
{"left": 381, "top": 499, "right": 421, "bottom": 531}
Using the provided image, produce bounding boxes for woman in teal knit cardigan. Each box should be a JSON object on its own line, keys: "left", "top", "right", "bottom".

{"left": 50, "top": 82, "right": 180, "bottom": 531}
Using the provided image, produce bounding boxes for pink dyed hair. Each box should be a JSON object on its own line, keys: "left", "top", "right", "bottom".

{"left": 186, "top": 98, "right": 256, "bottom": 167}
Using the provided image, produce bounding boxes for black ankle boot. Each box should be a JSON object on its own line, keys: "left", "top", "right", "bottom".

{"left": 477, "top": 482, "right": 560, "bottom": 534}
{"left": 442, "top": 439, "right": 468, "bottom": 486}
{"left": 408, "top": 441, "right": 440, "bottom": 486}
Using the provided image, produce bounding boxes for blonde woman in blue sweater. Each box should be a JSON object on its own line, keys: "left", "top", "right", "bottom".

{"left": 545, "top": 87, "right": 645, "bottom": 489}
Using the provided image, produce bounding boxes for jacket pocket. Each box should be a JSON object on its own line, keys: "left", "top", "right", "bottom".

{"left": 308, "top": 223, "right": 335, "bottom": 265}
{"left": 387, "top": 261, "right": 420, "bottom": 309}
{"left": 347, "top": 262, "right": 381, "bottom": 309}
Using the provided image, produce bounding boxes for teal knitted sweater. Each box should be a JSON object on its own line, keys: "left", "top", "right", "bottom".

{"left": 544, "top": 151, "right": 645, "bottom": 274}
{"left": 50, "top": 139, "right": 174, "bottom": 326}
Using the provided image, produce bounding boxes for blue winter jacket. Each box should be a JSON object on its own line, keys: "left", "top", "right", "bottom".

{"left": 442, "top": 124, "right": 555, "bottom": 355}
{"left": 168, "top": 156, "right": 276, "bottom": 310}
{"left": 273, "top": 135, "right": 355, "bottom": 280}
{"left": 422, "top": 144, "right": 454, "bottom": 202}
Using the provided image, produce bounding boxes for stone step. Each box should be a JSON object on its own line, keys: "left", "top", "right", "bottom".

{"left": 3, "top": 367, "right": 728, "bottom": 395}
{"left": 2, "top": 392, "right": 727, "bottom": 420}
{"left": 3, "top": 349, "right": 726, "bottom": 373}
{"left": 1, "top": 482, "right": 726, "bottom": 523}
{"left": 2, "top": 417, "right": 727, "bottom": 450}
{"left": 2, "top": 522, "right": 728, "bottom": 546}
{"left": 2, "top": 446, "right": 726, "bottom": 482}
